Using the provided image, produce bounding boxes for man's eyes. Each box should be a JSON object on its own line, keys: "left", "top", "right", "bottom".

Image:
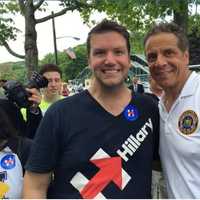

{"left": 164, "top": 50, "right": 174, "bottom": 57}
{"left": 114, "top": 50, "right": 125, "bottom": 55}
{"left": 48, "top": 79, "right": 61, "bottom": 82}
{"left": 147, "top": 50, "right": 175, "bottom": 62}
{"left": 93, "top": 50, "right": 125, "bottom": 56}
{"left": 147, "top": 53, "right": 157, "bottom": 62}
{"left": 92, "top": 51, "right": 104, "bottom": 57}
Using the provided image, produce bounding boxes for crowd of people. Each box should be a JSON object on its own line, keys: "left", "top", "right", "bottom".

{"left": 0, "top": 19, "right": 199, "bottom": 199}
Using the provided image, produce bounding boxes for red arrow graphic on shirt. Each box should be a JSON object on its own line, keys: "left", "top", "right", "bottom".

{"left": 80, "top": 157, "right": 122, "bottom": 199}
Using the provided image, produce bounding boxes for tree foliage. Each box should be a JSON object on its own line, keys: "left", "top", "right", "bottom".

{"left": 0, "top": 0, "right": 91, "bottom": 77}
{"left": 83, "top": 0, "right": 200, "bottom": 33}
{"left": 0, "top": 1, "right": 20, "bottom": 43}
{"left": 1, "top": 0, "right": 200, "bottom": 78}
{"left": 0, "top": 61, "right": 27, "bottom": 82}
{"left": 63, "top": 44, "right": 87, "bottom": 81}
{"left": 80, "top": 0, "right": 200, "bottom": 60}
{"left": 40, "top": 44, "right": 87, "bottom": 81}
{"left": 0, "top": 43, "right": 87, "bottom": 83}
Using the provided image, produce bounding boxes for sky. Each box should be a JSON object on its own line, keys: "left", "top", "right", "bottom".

{"left": 0, "top": 1, "right": 105, "bottom": 63}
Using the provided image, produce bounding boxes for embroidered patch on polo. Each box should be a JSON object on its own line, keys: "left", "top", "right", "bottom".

{"left": 178, "top": 110, "right": 198, "bottom": 135}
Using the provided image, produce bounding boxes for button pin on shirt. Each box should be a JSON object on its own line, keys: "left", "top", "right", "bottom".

{"left": 123, "top": 105, "right": 139, "bottom": 121}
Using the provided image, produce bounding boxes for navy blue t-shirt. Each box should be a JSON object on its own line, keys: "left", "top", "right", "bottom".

{"left": 25, "top": 90, "right": 159, "bottom": 199}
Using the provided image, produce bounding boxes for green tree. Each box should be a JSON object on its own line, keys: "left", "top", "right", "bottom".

{"left": 40, "top": 44, "right": 87, "bottom": 81}
{"left": 63, "top": 44, "right": 87, "bottom": 81}
{"left": 80, "top": 0, "right": 200, "bottom": 54}
{"left": 0, "top": 0, "right": 91, "bottom": 77}
{"left": 2, "top": 0, "right": 200, "bottom": 78}
{"left": 84, "top": 0, "right": 199, "bottom": 32}
{"left": 0, "top": 61, "right": 27, "bottom": 82}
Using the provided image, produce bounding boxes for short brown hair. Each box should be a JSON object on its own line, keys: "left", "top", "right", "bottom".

{"left": 39, "top": 63, "right": 62, "bottom": 78}
{"left": 87, "top": 19, "right": 130, "bottom": 55}
{"left": 144, "top": 22, "right": 189, "bottom": 52}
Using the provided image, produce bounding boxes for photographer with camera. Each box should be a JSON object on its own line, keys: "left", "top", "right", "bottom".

{"left": 3, "top": 71, "right": 48, "bottom": 139}
{"left": 0, "top": 72, "right": 48, "bottom": 198}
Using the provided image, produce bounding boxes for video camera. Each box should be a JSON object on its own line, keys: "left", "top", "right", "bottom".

{"left": 3, "top": 71, "right": 48, "bottom": 108}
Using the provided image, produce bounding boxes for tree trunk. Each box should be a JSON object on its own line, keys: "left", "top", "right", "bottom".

{"left": 173, "top": 0, "right": 188, "bottom": 33}
{"left": 24, "top": 1, "right": 38, "bottom": 78}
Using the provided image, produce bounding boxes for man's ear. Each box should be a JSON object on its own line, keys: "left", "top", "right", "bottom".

{"left": 87, "top": 55, "right": 92, "bottom": 69}
{"left": 184, "top": 50, "right": 189, "bottom": 65}
{"left": 128, "top": 55, "right": 131, "bottom": 69}
{"left": 88, "top": 62, "right": 92, "bottom": 70}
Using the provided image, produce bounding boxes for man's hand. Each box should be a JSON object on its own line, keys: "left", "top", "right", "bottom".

{"left": 26, "top": 88, "right": 42, "bottom": 106}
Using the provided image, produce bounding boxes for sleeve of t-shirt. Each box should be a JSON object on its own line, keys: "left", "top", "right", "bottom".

{"left": 25, "top": 103, "right": 65, "bottom": 173}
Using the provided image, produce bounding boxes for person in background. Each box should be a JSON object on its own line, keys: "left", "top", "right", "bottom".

{"left": 39, "top": 63, "right": 63, "bottom": 115}
{"left": 149, "top": 76, "right": 163, "bottom": 98}
{"left": 23, "top": 19, "right": 159, "bottom": 199}
{"left": 0, "top": 79, "right": 7, "bottom": 97}
{"left": 1, "top": 80, "right": 43, "bottom": 139}
{"left": 144, "top": 22, "right": 200, "bottom": 198}
{"left": 0, "top": 99, "right": 33, "bottom": 199}
{"left": 129, "top": 76, "right": 144, "bottom": 93}
{"left": 61, "top": 82, "right": 70, "bottom": 97}
{"left": 145, "top": 76, "right": 163, "bottom": 102}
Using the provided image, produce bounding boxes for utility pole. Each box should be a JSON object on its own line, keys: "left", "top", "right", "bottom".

{"left": 52, "top": 11, "right": 58, "bottom": 65}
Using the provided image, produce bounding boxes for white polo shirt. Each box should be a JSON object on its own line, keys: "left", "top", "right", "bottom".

{"left": 0, "top": 147, "right": 23, "bottom": 198}
{"left": 159, "top": 71, "right": 200, "bottom": 198}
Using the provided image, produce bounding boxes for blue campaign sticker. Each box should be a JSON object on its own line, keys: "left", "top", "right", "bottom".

{"left": 123, "top": 104, "right": 139, "bottom": 121}
{"left": 1, "top": 154, "right": 15, "bottom": 170}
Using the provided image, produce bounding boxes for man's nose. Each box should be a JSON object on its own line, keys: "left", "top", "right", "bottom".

{"left": 155, "top": 54, "right": 167, "bottom": 66}
{"left": 104, "top": 52, "right": 115, "bottom": 65}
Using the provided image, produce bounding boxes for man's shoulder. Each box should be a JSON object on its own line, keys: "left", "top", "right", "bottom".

{"left": 60, "top": 90, "right": 88, "bottom": 102}
{"left": 133, "top": 93, "right": 159, "bottom": 109}
{"left": 49, "top": 90, "right": 89, "bottom": 110}
{"left": 144, "top": 92, "right": 159, "bottom": 102}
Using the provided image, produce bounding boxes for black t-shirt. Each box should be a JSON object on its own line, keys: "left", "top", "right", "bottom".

{"left": 25, "top": 90, "right": 159, "bottom": 199}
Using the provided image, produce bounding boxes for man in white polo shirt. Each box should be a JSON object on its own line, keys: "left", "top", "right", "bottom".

{"left": 144, "top": 22, "right": 200, "bottom": 198}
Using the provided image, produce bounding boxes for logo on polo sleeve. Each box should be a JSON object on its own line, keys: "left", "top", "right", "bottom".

{"left": 178, "top": 110, "right": 198, "bottom": 135}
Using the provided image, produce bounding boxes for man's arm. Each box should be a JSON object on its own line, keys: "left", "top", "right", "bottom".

{"left": 25, "top": 88, "right": 43, "bottom": 138}
{"left": 23, "top": 171, "right": 51, "bottom": 198}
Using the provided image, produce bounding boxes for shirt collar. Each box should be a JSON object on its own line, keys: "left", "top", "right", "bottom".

{"left": 179, "top": 71, "right": 199, "bottom": 99}
{"left": 159, "top": 71, "right": 199, "bottom": 112}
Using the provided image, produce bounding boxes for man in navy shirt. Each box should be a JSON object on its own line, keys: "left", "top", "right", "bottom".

{"left": 23, "top": 19, "right": 159, "bottom": 199}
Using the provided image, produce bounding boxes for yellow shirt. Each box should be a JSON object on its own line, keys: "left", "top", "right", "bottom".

{"left": 21, "top": 95, "right": 63, "bottom": 120}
